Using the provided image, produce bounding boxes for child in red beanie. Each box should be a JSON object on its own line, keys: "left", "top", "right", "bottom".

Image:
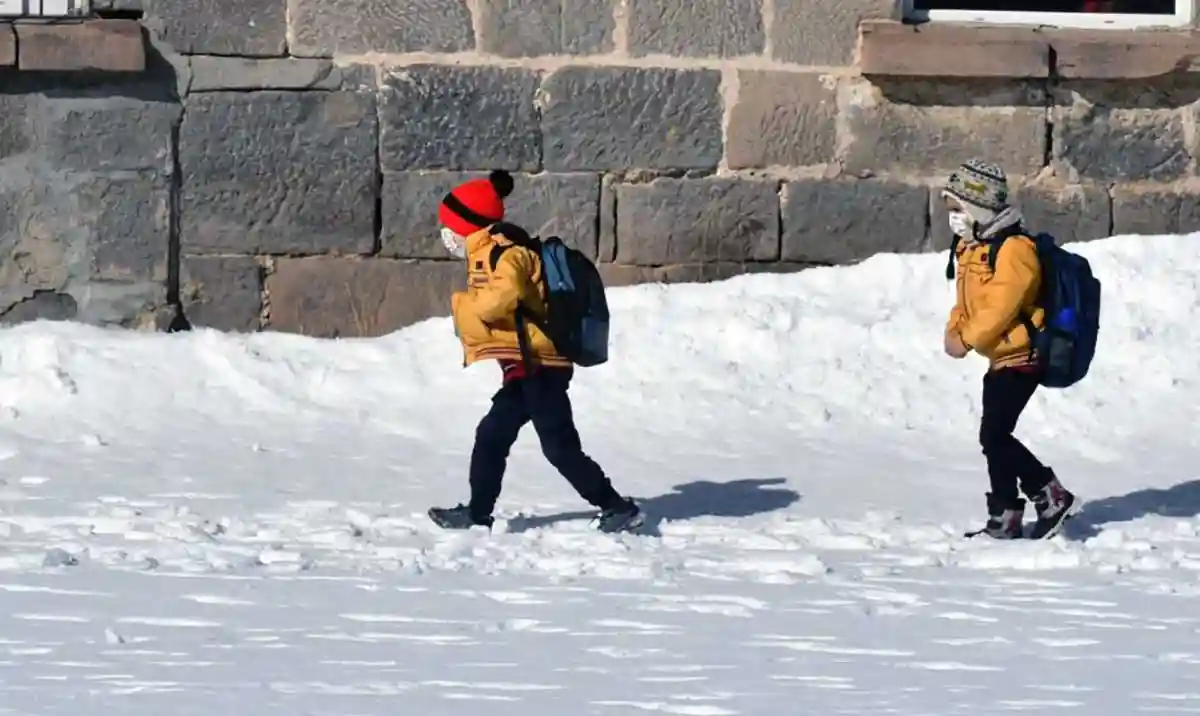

{"left": 428, "top": 170, "right": 643, "bottom": 535}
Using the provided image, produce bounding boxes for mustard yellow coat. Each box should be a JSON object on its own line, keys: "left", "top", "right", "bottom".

{"left": 946, "top": 235, "right": 1045, "bottom": 371}
{"left": 450, "top": 227, "right": 570, "bottom": 368}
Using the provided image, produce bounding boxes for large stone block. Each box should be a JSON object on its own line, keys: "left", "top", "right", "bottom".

{"left": 34, "top": 172, "right": 168, "bottom": 285}
{"left": 143, "top": 0, "right": 286, "bottom": 55}
{"left": 930, "top": 180, "right": 1110, "bottom": 251}
{"left": 599, "top": 260, "right": 817, "bottom": 287}
{"left": 542, "top": 66, "right": 723, "bottom": 171}
{"left": 16, "top": 19, "right": 145, "bottom": 72}
{"left": 181, "top": 256, "right": 263, "bottom": 332}
{"left": 85, "top": 173, "right": 171, "bottom": 283}
{"left": 0, "top": 173, "right": 72, "bottom": 315}
{"left": 188, "top": 57, "right": 365, "bottom": 91}
{"left": 1054, "top": 84, "right": 1188, "bottom": 183}
{"left": 0, "top": 291, "right": 79, "bottom": 323}
{"left": 1112, "top": 185, "right": 1200, "bottom": 237}
{"left": 627, "top": 0, "right": 763, "bottom": 58}
{"left": 0, "top": 24, "right": 13, "bottom": 67}
{"left": 599, "top": 263, "right": 730, "bottom": 286}
{"left": 858, "top": 19, "right": 1050, "bottom": 79}
{"left": 33, "top": 94, "right": 178, "bottom": 173}
{"left": 598, "top": 174, "right": 616, "bottom": 262}
{"left": 290, "top": 0, "right": 474, "bottom": 56}
{"left": 380, "top": 65, "right": 540, "bottom": 172}
{"left": 477, "top": 0, "right": 614, "bottom": 56}
{"left": 0, "top": 166, "right": 167, "bottom": 326}
{"left": 1017, "top": 181, "right": 1111, "bottom": 246}
{"left": 0, "top": 94, "right": 33, "bottom": 160}
{"left": 615, "top": 178, "right": 779, "bottom": 265}
{"left": 782, "top": 179, "right": 928, "bottom": 263}
{"left": 727, "top": 70, "right": 836, "bottom": 169}
{"left": 381, "top": 171, "right": 480, "bottom": 260}
{"left": 180, "top": 90, "right": 377, "bottom": 255}
{"left": 842, "top": 78, "right": 1047, "bottom": 178}
{"left": 1049, "top": 28, "right": 1195, "bottom": 80}
{"left": 771, "top": 0, "right": 895, "bottom": 66}
{"left": 382, "top": 171, "right": 600, "bottom": 259}
{"left": 503, "top": 173, "right": 600, "bottom": 257}
{"left": 266, "top": 258, "right": 463, "bottom": 337}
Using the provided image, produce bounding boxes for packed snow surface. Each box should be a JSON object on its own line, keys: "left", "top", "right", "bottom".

{"left": 0, "top": 232, "right": 1198, "bottom": 715}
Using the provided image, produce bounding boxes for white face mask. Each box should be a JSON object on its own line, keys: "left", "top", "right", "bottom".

{"left": 948, "top": 210, "right": 974, "bottom": 240}
{"left": 440, "top": 227, "right": 466, "bottom": 259}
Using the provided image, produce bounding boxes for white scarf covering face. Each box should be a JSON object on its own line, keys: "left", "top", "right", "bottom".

{"left": 944, "top": 192, "right": 1023, "bottom": 244}
{"left": 440, "top": 227, "right": 466, "bottom": 259}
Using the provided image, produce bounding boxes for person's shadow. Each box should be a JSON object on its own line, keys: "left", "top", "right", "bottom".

{"left": 1062, "top": 478, "right": 1200, "bottom": 541}
{"left": 505, "top": 477, "right": 801, "bottom": 536}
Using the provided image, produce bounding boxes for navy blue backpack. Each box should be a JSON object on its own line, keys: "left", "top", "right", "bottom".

{"left": 490, "top": 236, "right": 610, "bottom": 368}
{"left": 988, "top": 232, "right": 1102, "bottom": 389}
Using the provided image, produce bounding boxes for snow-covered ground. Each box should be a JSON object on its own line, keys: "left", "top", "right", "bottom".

{"left": 0, "top": 232, "right": 1198, "bottom": 715}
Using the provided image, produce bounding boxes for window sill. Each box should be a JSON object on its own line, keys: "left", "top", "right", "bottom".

{"left": 909, "top": 9, "right": 1191, "bottom": 32}
{"left": 857, "top": 19, "right": 1200, "bottom": 80}
{"left": 2, "top": 19, "right": 145, "bottom": 72}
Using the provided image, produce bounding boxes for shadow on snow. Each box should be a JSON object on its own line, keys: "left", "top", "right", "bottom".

{"left": 505, "top": 477, "right": 802, "bottom": 537}
{"left": 1064, "top": 478, "right": 1200, "bottom": 541}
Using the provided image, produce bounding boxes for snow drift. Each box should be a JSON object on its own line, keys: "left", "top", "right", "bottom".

{"left": 0, "top": 234, "right": 1198, "bottom": 715}
{"left": 0, "top": 233, "right": 1195, "bottom": 451}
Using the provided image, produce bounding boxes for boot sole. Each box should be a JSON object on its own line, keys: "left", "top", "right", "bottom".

{"left": 1030, "top": 497, "right": 1083, "bottom": 540}
{"left": 594, "top": 511, "right": 646, "bottom": 534}
{"left": 963, "top": 497, "right": 1083, "bottom": 541}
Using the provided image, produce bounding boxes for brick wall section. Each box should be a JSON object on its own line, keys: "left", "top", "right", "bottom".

{"left": 1, "top": 1, "right": 1198, "bottom": 335}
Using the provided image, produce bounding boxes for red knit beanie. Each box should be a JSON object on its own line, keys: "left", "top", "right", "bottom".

{"left": 438, "top": 170, "right": 515, "bottom": 238}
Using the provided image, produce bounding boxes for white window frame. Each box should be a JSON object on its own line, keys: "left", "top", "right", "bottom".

{"left": 902, "top": 0, "right": 1192, "bottom": 29}
{"left": 0, "top": 0, "right": 89, "bottom": 16}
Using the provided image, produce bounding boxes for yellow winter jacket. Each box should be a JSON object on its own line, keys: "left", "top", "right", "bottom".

{"left": 450, "top": 227, "right": 570, "bottom": 368}
{"left": 946, "top": 234, "right": 1045, "bottom": 371}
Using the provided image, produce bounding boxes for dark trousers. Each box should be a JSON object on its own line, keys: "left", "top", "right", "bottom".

{"left": 980, "top": 367, "right": 1053, "bottom": 506}
{"left": 468, "top": 367, "right": 623, "bottom": 518}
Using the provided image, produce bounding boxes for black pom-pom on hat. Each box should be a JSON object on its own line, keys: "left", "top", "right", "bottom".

{"left": 488, "top": 169, "right": 514, "bottom": 199}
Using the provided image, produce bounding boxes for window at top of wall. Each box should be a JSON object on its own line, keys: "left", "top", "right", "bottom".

{"left": 905, "top": 0, "right": 1191, "bottom": 28}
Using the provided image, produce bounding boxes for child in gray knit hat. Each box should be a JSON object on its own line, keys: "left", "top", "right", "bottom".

{"left": 942, "top": 158, "right": 1023, "bottom": 249}
{"left": 941, "top": 159, "right": 1080, "bottom": 540}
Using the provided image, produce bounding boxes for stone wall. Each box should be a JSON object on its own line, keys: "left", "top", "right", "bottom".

{"left": 1, "top": 1, "right": 1198, "bottom": 335}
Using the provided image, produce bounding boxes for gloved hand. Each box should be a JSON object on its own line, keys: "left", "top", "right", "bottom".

{"left": 944, "top": 328, "right": 969, "bottom": 359}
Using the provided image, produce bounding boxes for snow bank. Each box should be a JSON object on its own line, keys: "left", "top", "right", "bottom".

{"left": 0, "top": 234, "right": 1196, "bottom": 716}
{"left": 0, "top": 233, "right": 1195, "bottom": 452}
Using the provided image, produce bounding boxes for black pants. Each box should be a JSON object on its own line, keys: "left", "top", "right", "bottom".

{"left": 980, "top": 367, "right": 1053, "bottom": 506}
{"left": 468, "top": 367, "right": 623, "bottom": 519}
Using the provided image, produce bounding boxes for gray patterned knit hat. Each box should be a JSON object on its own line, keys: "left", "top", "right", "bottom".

{"left": 942, "top": 159, "right": 1009, "bottom": 224}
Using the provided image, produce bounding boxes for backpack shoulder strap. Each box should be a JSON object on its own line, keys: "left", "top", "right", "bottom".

{"left": 945, "top": 235, "right": 961, "bottom": 280}
{"left": 484, "top": 240, "right": 537, "bottom": 367}
{"left": 487, "top": 239, "right": 549, "bottom": 334}
{"left": 488, "top": 243, "right": 510, "bottom": 272}
{"left": 986, "top": 231, "right": 1046, "bottom": 344}
{"left": 487, "top": 243, "right": 506, "bottom": 271}
{"left": 488, "top": 232, "right": 545, "bottom": 273}
{"left": 986, "top": 237, "right": 1005, "bottom": 274}
{"left": 987, "top": 230, "right": 1045, "bottom": 273}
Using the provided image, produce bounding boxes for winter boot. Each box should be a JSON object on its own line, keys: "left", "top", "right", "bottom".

{"left": 593, "top": 499, "right": 644, "bottom": 534}
{"left": 1028, "top": 474, "right": 1079, "bottom": 540}
{"left": 966, "top": 493, "right": 1025, "bottom": 539}
{"left": 428, "top": 504, "right": 494, "bottom": 530}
